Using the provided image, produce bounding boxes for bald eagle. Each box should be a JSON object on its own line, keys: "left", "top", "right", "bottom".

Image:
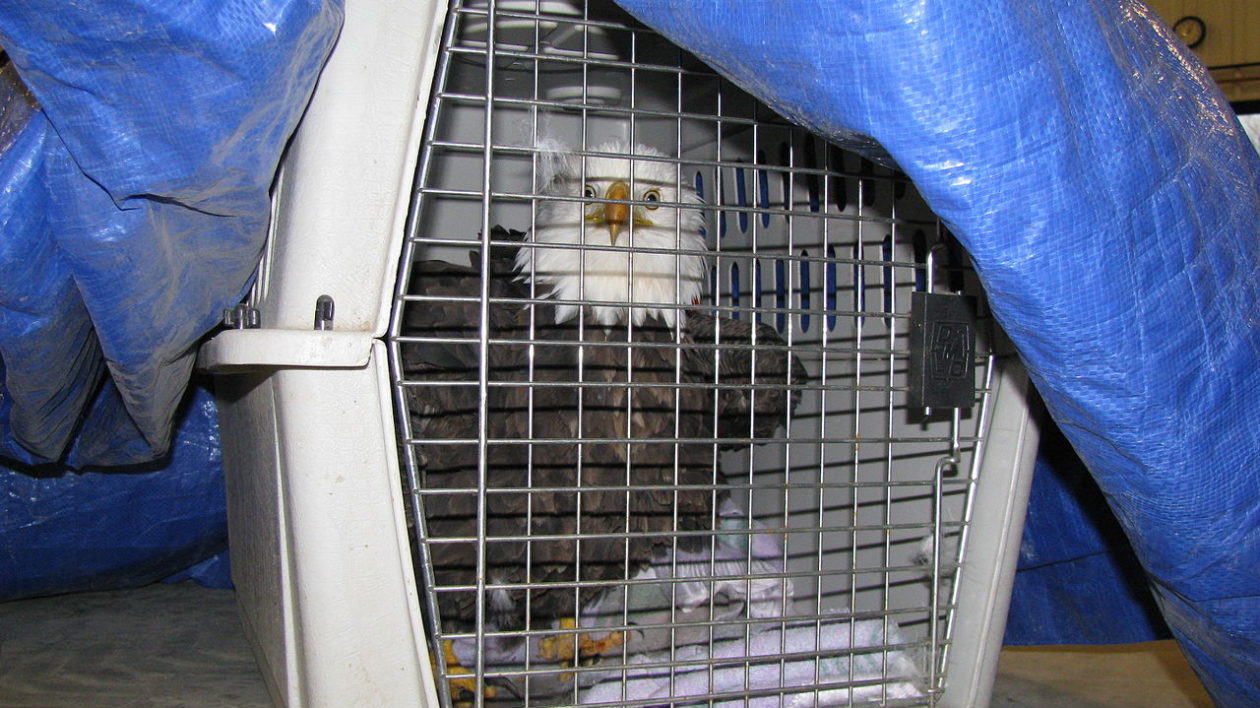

{"left": 397, "top": 142, "right": 802, "bottom": 677}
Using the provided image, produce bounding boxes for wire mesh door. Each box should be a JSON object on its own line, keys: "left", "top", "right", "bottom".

{"left": 388, "top": 1, "right": 999, "bottom": 705}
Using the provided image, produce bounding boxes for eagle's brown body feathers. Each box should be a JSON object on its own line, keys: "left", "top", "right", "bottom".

{"left": 399, "top": 247, "right": 800, "bottom": 632}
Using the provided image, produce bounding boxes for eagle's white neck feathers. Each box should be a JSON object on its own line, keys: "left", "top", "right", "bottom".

{"left": 515, "top": 141, "right": 708, "bottom": 328}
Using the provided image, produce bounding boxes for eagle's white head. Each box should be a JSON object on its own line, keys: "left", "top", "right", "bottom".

{"left": 515, "top": 140, "right": 708, "bottom": 328}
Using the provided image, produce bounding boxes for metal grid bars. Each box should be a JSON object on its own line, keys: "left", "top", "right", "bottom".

{"left": 387, "top": 1, "right": 996, "bottom": 705}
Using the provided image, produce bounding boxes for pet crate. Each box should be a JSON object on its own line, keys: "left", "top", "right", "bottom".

{"left": 200, "top": 1, "right": 1040, "bottom": 706}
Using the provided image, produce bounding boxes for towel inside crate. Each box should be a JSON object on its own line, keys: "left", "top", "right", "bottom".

{"left": 579, "top": 619, "right": 923, "bottom": 706}
{"left": 447, "top": 499, "right": 922, "bottom": 703}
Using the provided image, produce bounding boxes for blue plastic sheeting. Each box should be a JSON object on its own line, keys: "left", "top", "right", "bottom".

{"left": 612, "top": 1, "right": 1260, "bottom": 705}
{"left": 1004, "top": 422, "right": 1170, "bottom": 645}
{"left": 0, "top": 382, "right": 231, "bottom": 601}
{"left": 0, "top": 0, "right": 343, "bottom": 467}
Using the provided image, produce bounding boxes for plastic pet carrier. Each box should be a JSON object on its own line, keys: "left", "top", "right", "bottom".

{"left": 201, "top": 1, "right": 1039, "bottom": 706}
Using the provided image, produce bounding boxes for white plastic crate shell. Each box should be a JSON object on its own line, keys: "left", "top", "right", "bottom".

{"left": 203, "top": 1, "right": 1039, "bottom": 706}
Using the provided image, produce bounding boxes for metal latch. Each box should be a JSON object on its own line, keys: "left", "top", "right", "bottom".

{"left": 314, "top": 294, "right": 335, "bottom": 331}
{"left": 908, "top": 292, "right": 976, "bottom": 409}
{"left": 222, "top": 303, "right": 261, "bottom": 329}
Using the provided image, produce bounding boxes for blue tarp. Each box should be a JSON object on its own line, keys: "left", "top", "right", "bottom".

{"left": 0, "top": 1, "right": 341, "bottom": 598}
{"left": 1, "top": 382, "right": 231, "bottom": 600}
{"left": 0, "top": 0, "right": 342, "bottom": 467}
{"left": 611, "top": 1, "right": 1260, "bottom": 706}
{"left": 1004, "top": 421, "right": 1170, "bottom": 645}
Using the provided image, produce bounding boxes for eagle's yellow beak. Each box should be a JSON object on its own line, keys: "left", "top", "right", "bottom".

{"left": 585, "top": 181, "right": 657, "bottom": 245}
{"left": 603, "top": 181, "right": 630, "bottom": 245}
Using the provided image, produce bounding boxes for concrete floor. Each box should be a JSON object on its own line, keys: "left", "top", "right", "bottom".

{"left": 0, "top": 584, "right": 271, "bottom": 708}
{"left": 0, "top": 583, "right": 1214, "bottom": 707}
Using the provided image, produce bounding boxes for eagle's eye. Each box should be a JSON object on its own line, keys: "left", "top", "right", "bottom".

{"left": 583, "top": 184, "right": 597, "bottom": 200}
{"left": 642, "top": 188, "right": 661, "bottom": 210}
